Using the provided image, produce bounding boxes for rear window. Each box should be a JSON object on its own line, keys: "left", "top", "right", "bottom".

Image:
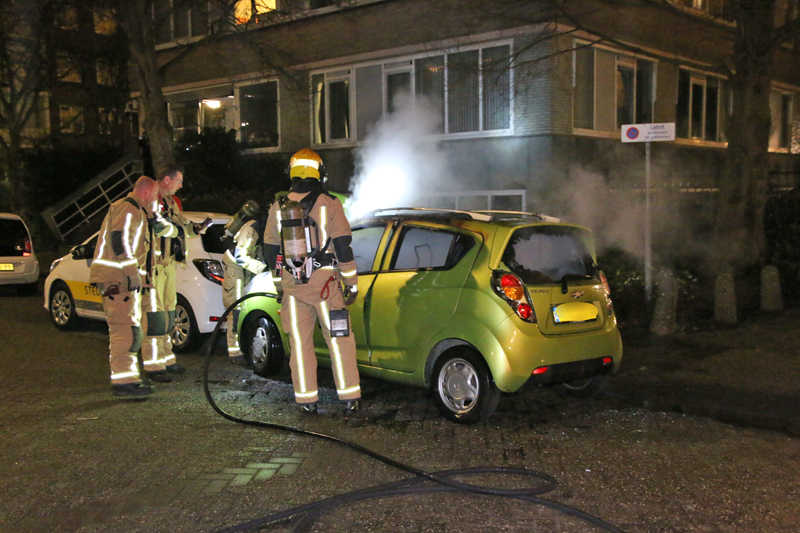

{"left": 200, "top": 224, "right": 230, "bottom": 255}
{"left": 501, "top": 225, "right": 596, "bottom": 284}
{"left": 0, "top": 218, "right": 30, "bottom": 257}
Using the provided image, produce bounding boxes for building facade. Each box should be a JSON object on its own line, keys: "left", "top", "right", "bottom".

{"left": 149, "top": 0, "right": 800, "bottom": 219}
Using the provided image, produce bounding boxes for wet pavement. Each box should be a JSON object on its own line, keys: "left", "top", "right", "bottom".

{"left": 1, "top": 283, "right": 799, "bottom": 532}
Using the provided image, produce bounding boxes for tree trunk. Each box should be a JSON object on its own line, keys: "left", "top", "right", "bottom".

{"left": 117, "top": 0, "right": 175, "bottom": 177}
{"left": 709, "top": 1, "right": 776, "bottom": 275}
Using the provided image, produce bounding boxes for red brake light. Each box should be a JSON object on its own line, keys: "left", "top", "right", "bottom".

{"left": 517, "top": 303, "right": 533, "bottom": 320}
{"left": 23, "top": 237, "right": 31, "bottom": 257}
{"left": 500, "top": 274, "right": 524, "bottom": 300}
{"left": 600, "top": 270, "right": 611, "bottom": 295}
{"left": 492, "top": 272, "right": 536, "bottom": 323}
{"left": 602, "top": 357, "right": 613, "bottom": 365}
{"left": 532, "top": 366, "right": 548, "bottom": 375}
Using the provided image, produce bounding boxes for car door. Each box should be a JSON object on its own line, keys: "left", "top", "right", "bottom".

{"left": 313, "top": 223, "right": 392, "bottom": 365}
{"left": 366, "top": 223, "right": 477, "bottom": 373}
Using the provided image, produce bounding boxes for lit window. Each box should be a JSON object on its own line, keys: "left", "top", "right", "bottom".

{"left": 235, "top": 0, "right": 276, "bottom": 24}
{"left": 676, "top": 70, "right": 727, "bottom": 142}
{"left": 56, "top": 55, "right": 82, "bottom": 83}
{"left": 94, "top": 8, "right": 117, "bottom": 35}
{"left": 59, "top": 105, "right": 84, "bottom": 134}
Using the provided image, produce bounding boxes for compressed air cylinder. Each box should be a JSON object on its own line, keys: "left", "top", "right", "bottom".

{"left": 280, "top": 201, "right": 308, "bottom": 260}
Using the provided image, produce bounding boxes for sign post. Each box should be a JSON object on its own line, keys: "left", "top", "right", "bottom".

{"left": 621, "top": 123, "right": 675, "bottom": 303}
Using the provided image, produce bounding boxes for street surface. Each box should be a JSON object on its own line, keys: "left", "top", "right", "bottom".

{"left": 1, "top": 282, "right": 799, "bottom": 532}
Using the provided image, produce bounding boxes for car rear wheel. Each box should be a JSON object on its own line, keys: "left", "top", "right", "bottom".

{"left": 49, "top": 282, "right": 81, "bottom": 330}
{"left": 554, "top": 374, "right": 608, "bottom": 398}
{"left": 431, "top": 348, "right": 501, "bottom": 424}
{"left": 172, "top": 294, "right": 200, "bottom": 353}
{"left": 241, "top": 312, "right": 284, "bottom": 377}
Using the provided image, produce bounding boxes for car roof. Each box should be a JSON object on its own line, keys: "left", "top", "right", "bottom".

{"left": 0, "top": 213, "right": 24, "bottom": 221}
{"left": 183, "top": 211, "right": 231, "bottom": 222}
{"left": 352, "top": 207, "right": 560, "bottom": 226}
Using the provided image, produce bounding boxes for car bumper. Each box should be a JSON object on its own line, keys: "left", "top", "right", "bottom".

{"left": 481, "top": 316, "right": 623, "bottom": 392}
{"left": 0, "top": 257, "right": 39, "bottom": 285}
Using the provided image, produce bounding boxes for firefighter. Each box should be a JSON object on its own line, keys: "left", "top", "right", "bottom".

{"left": 141, "top": 164, "right": 207, "bottom": 383}
{"left": 90, "top": 176, "right": 160, "bottom": 398}
{"left": 222, "top": 215, "right": 268, "bottom": 364}
{"left": 262, "top": 148, "right": 360, "bottom": 414}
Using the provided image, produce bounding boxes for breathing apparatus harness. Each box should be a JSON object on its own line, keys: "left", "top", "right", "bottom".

{"left": 278, "top": 185, "right": 335, "bottom": 285}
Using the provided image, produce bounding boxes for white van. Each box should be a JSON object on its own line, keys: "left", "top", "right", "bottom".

{"left": 0, "top": 213, "right": 40, "bottom": 295}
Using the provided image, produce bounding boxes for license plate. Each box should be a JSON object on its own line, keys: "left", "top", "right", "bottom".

{"left": 552, "top": 302, "right": 598, "bottom": 324}
{"left": 0, "top": 263, "right": 13, "bottom": 271}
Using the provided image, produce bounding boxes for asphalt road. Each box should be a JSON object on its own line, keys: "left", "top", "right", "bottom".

{"left": 1, "top": 282, "right": 799, "bottom": 532}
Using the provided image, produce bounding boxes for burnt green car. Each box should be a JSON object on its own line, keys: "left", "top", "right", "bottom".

{"left": 237, "top": 208, "right": 622, "bottom": 423}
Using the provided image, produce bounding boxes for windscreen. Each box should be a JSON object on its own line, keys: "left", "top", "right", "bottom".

{"left": 501, "top": 226, "right": 596, "bottom": 285}
{"left": 0, "top": 219, "right": 29, "bottom": 256}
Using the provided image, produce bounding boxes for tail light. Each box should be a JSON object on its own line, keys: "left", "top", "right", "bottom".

{"left": 23, "top": 237, "right": 32, "bottom": 257}
{"left": 491, "top": 271, "right": 536, "bottom": 323}
{"left": 599, "top": 270, "right": 614, "bottom": 316}
{"left": 193, "top": 258, "right": 224, "bottom": 285}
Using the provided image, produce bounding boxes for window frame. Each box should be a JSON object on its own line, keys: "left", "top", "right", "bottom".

{"left": 310, "top": 40, "right": 514, "bottom": 147}
{"left": 236, "top": 78, "right": 281, "bottom": 153}
{"left": 153, "top": 0, "right": 211, "bottom": 48}
{"left": 675, "top": 68, "right": 727, "bottom": 143}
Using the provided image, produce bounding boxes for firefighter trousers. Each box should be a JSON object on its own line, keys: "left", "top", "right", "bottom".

{"left": 222, "top": 264, "right": 254, "bottom": 358}
{"left": 99, "top": 283, "right": 144, "bottom": 385}
{"left": 141, "top": 261, "right": 178, "bottom": 371}
{"left": 281, "top": 268, "right": 360, "bottom": 404}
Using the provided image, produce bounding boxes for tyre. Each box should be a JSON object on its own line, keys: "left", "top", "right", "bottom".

{"left": 554, "top": 374, "right": 609, "bottom": 398}
{"left": 172, "top": 294, "right": 200, "bottom": 353}
{"left": 49, "top": 282, "right": 81, "bottom": 330}
{"left": 241, "top": 312, "right": 284, "bottom": 377}
{"left": 431, "top": 348, "right": 501, "bottom": 424}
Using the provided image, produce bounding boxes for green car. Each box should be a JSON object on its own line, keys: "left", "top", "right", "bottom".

{"left": 237, "top": 208, "right": 622, "bottom": 424}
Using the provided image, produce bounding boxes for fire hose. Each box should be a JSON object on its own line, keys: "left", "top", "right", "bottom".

{"left": 203, "top": 292, "right": 627, "bottom": 533}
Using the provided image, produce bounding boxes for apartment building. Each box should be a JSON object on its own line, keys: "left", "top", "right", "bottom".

{"left": 151, "top": 0, "right": 800, "bottom": 206}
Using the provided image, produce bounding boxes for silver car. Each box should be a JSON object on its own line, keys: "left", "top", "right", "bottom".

{"left": 0, "top": 213, "right": 40, "bottom": 295}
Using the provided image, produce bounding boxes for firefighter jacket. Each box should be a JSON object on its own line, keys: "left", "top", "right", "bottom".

{"left": 150, "top": 193, "right": 198, "bottom": 267}
{"left": 90, "top": 194, "right": 152, "bottom": 286}
{"left": 263, "top": 188, "right": 358, "bottom": 287}
{"left": 223, "top": 219, "right": 267, "bottom": 275}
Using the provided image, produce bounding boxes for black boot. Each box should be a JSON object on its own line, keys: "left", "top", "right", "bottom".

{"left": 166, "top": 363, "right": 186, "bottom": 374}
{"left": 146, "top": 370, "right": 173, "bottom": 383}
{"left": 112, "top": 382, "right": 154, "bottom": 399}
{"left": 299, "top": 402, "right": 318, "bottom": 414}
{"left": 343, "top": 399, "right": 360, "bottom": 413}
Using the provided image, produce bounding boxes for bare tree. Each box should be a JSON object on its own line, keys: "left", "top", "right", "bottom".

{"left": 0, "top": 0, "right": 50, "bottom": 217}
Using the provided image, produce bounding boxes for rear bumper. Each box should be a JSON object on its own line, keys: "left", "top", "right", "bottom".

{"left": 525, "top": 356, "right": 614, "bottom": 386}
{"left": 0, "top": 257, "right": 39, "bottom": 285}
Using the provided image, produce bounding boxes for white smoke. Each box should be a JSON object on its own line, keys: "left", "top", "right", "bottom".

{"left": 346, "top": 95, "right": 455, "bottom": 219}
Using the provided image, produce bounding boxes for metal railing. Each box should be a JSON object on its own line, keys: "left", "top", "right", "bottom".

{"left": 41, "top": 154, "right": 143, "bottom": 241}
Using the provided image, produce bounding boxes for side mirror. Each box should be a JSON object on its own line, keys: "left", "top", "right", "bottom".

{"left": 71, "top": 244, "right": 94, "bottom": 260}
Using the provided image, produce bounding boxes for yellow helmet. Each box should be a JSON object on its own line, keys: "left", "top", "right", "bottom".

{"left": 289, "top": 148, "right": 323, "bottom": 180}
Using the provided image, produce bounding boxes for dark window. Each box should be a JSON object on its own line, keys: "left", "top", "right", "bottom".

{"left": 501, "top": 226, "right": 596, "bottom": 285}
{"left": 240, "top": 81, "right": 279, "bottom": 148}
{"left": 0, "top": 219, "right": 30, "bottom": 257}
{"left": 200, "top": 224, "right": 230, "bottom": 255}
{"left": 351, "top": 225, "right": 386, "bottom": 273}
{"left": 391, "top": 226, "right": 474, "bottom": 271}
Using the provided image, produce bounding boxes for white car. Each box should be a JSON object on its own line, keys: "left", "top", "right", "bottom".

{"left": 0, "top": 213, "right": 40, "bottom": 295}
{"left": 44, "top": 212, "right": 231, "bottom": 352}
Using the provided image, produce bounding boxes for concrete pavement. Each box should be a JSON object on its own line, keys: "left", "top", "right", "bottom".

{"left": 1, "top": 284, "right": 799, "bottom": 532}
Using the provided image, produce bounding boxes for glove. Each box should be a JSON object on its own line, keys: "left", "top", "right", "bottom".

{"left": 250, "top": 261, "right": 267, "bottom": 275}
{"left": 193, "top": 217, "right": 212, "bottom": 235}
{"left": 127, "top": 272, "right": 142, "bottom": 292}
{"left": 343, "top": 284, "right": 358, "bottom": 306}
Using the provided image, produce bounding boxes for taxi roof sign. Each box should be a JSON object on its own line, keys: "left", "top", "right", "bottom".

{"left": 621, "top": 123, "right": 675, "bottom": 143}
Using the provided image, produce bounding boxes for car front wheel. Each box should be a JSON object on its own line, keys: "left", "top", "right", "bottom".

{"left": 172, "top": 294, "right": 200, "bottom": 353}
{"left": 431, "top": 348, "right": 501, "bottom": 424}
{"left": 554, "top": 374, "right": 608, "bottom": 398}
{"left": 241, "top": 313, "right": 284, "bottom": 377}
{"left": 49, "top": 282, "right": 81, "bottom": 330}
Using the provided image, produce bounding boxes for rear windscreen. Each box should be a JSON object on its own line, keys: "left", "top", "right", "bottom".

{"left": 200, "top": 224, "right": 229, "bottom": 255}
{"left": 0, "top": 219, "right": 29, "bottom": 256}
{"left": 501, "top": 226, "right": 596, "bottom": 285}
